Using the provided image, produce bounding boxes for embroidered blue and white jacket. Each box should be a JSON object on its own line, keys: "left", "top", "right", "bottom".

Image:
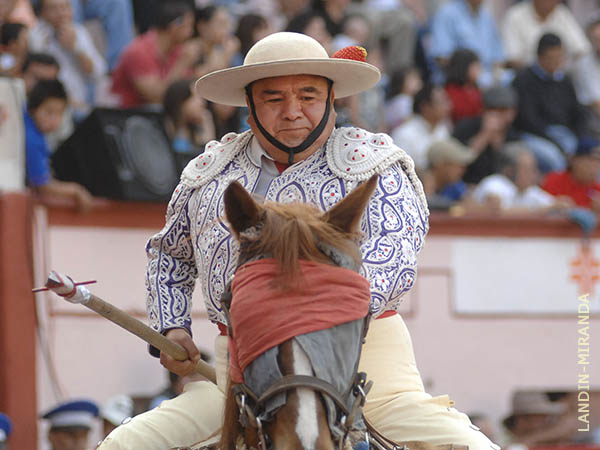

{"left": 146, "top": 127, "right": 429, "bottom": 333}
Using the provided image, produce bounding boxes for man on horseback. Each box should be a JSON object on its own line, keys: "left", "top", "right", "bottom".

{"left": 98, "top": 32, "right": 498, "bottom": 450}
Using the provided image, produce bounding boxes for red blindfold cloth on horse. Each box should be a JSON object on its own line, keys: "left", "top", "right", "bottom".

{"left": 228, "top": 259, "right": 371, "bottom": 384}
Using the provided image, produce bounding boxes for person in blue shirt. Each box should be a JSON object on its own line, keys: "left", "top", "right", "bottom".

{"left": 0, "top": 412, "right": 11, "bottom": 450}
{"left": 430, "top": 0, "right": 506, "bottom": 87}
{"left": 25, "top": 79, "right": 95, "bottom": 211}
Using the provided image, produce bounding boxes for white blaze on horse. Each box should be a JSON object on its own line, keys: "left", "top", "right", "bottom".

{"left": 218, "top": 175, "right": 379, "bottom": 450}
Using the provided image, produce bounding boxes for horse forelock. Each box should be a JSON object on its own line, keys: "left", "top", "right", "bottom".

{"left": 238, "top": 202, "right": 362, "bottom": 287}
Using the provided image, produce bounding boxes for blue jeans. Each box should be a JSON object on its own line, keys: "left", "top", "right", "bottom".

{"left": 70, "top": 0, "right": 134, "bottom": 70}
{"left": 520, "top": 127, "right": 574, "bottom": 173}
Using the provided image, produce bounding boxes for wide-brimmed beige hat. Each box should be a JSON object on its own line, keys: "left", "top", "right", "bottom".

{"left": 502, "top": 391, "right": 566, "bottom": 430}
{"left": 195, "top": 32, "right": 381, "bottom": 107}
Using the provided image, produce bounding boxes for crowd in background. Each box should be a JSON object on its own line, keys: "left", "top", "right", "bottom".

{"left": 2, "top": 0, "right": 600, "bottom": 219}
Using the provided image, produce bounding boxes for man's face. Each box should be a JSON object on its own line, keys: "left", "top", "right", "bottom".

{"left": 514, "top": 151, "right": 540, "bottom": 190}
{"left": 571, "top": 154, "right": 600, "bottom": 185}
{"left": 169, "top": 12, "right": 195, "bottom": 44}
{"left": 538, "top": 46, "right": 564, "bottom": 74}
{"left": 247, "top": 74, "right": 335, "bottom": 162}
{"left": 23, "top": 62, "right": 60, "bottom": 94}
{"left": 48, "top": 428, "right": 89, "bottom": 450}
{"left": 427, "top": 87, "right": 451, "bottom": 123}
{"left": 41, "top": 0, "right": 72, "bottom": 28}
{"left": 32, "top": 98, "right": 67, "bottom": 134}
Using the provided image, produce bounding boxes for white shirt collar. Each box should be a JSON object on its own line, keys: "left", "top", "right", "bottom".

{"left": 248, "top": 136, "right": 275, "bottom": 168}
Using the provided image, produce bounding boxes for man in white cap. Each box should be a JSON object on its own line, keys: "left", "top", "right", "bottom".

{"left": 99, "top": 32, "right": 497, "bottom": 449}
{"left": 41, "top": 399, "right": 99, "bottom": 450}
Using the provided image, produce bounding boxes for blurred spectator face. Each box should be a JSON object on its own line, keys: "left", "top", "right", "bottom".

{"left": 425, "top": 87, "right": 451, "bottom": 123}
{"left": 170, "top": 11, "right": 194, "bottom": 44}
{"left": 182, "top": 92, "right": 208, "bottom": 126}
{"left": 32, "top": 97, "right": 66, "bottom": 134}
{"left": 23, "top": 61, "right": 60, "bottom": 93}
{"left": 571, "top": 152, "right": 600, "bottom": 185}
{"left": 512, "top": 413, "right": 554, "bottom": 436}
{"left": 514, "top": 151, "right": 540, "bottom": 191}
{"left": 303, "top": 16, "right": 331, "bottom": 49}
{"left": 198, "top": 7, "right": 231, "bottom": 45}
{"left": 404, "top": 69, "right": 422, "bottom": 96}
{"left": 589, "top": 22, "right": 600, "bottom": 54}
{"left": 344, "top": 16, "right": 370, "bottom": 46}
{"left": 467, "top": 60, "right": 481, "bottom": 85}
{"left": 439, "top": 161, "right": 467, "bottom": 184}
{"left": 41, "top": 0, "right": 73, "bottom": 28}
{"left": 48, "top": 428, "right": 89, "bottom": 450}
{"left": 3, "top": 25, "right": 29, "bottom": 58}
{"left": 533, "top": 0, "right": 561, "bottom": 17}
{"left": 466, "top": 0, "right": 483, "bottom": 9}
{"left": 538, "top": 45, "right": 564, "bottom": 74}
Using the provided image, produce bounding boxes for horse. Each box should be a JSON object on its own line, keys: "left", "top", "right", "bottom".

{"left": 217, "top": 175, "right": 379, "bottom": 450}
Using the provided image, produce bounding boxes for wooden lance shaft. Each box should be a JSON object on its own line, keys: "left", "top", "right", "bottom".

{"left": 44, "top": 271, "right": 217, "bottom": 384}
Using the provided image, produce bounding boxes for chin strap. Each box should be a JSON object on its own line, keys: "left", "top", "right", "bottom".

{"left": 245, "top": 80, "right": 334, "bottom": 165}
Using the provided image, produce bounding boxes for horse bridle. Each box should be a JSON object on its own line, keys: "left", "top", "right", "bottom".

{"left": 219, "top": 228, "right": 375, "bottom": 450}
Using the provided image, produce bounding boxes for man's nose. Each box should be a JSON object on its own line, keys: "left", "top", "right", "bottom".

{"left": 281, "top": 97, "right": 303, "bottom": 120}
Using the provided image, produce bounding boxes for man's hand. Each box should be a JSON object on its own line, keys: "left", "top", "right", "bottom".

{"left": 56, "top": 24, "right": 77, "bottom": 51}
{"left": 160, "top": 328, "right": 201, "bottom": 376}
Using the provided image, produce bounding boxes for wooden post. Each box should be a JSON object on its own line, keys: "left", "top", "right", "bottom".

{"left": 0, "top": 192, "right": 37, "bottom": 449}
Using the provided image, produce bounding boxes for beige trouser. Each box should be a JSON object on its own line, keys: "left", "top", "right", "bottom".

{"left": 98, "top": 315, "right": 498, "bottom": 450}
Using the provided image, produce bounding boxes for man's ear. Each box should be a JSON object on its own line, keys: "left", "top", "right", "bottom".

{"left": 224, "top": 181, "right": 262, "bottom": 236}
{"left": 322, "top": 175, "right": 378, "bottom": 234}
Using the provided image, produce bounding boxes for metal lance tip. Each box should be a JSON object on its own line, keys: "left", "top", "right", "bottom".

{"left": 46, "top": 271, "right": 63, "bottom": 289}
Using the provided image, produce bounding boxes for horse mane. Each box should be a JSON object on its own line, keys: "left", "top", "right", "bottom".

{"left": 238, "top": 201, "right": 362, "bottom": 288}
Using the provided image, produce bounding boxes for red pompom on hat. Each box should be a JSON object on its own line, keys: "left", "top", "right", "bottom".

{"left": 332, "top": 46, "right": 368, "bottom": 62}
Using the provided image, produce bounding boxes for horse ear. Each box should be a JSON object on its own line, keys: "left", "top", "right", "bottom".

{"left": 224, "top": 181, "right": 262, "bottom": 236}
{"left": 324, "top": 175, "right": 378, "bottom": 233}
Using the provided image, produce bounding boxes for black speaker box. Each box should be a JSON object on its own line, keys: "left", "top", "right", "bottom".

{"left": 52, "top": 108, "right": 180, "bottom": 202}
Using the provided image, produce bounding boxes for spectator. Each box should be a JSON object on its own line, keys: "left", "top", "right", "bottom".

{"left": 0, "top": 412, "right": 11, "bottom": 450}
{"left": 513, "top": 33, "right": 588, "bottom": 173}
{"left": 502, "top": 0, "right": 590, "bottom": 70}
{"left": 41, "top": 399, "right": 99, "bottom": 450}
{"left": 444, "top": 48, "right": 483, "bottom": 124}
{"left": 453, "top": 84, "right": 519, "bottom": 185}
{"left": 0, "top": 22, "right": 28, "bottom": 76}
{"left": 542, "top": 137, "right": 600, "bottom": 212}
{"left": 311, "top": 0, "right": 348, "bottom": 38}
{"left": 573, "top": 18, "right": 600, "bottom": 139}
{"left": 100, "top": 395, "right": 134, "bottom": 438}
{"left": 472, "top": 143, "right": 570, "bottom": 214}
{"left": 111, "top": 0, "right": 199, "bottom": 109}
{"left": 503, "top": 391, "right": 576, "bottom": 448}
{"left": 29, "top": 0, "right": 107, "bottom": 117}
{"left": 21, "top": 52, "right": 59, "bottom": 93}
{"left": 430, "top": 0, "right": 505, "bottom": 87}
{"left": 330, "top": 12, "right": 371, "bottom": 53}
{"left": 163, "top": 79, "right": 215, "bottom": 162}
{"left": 0, "top": 0, "right": 36, "bottom": 28}
{"left": 68, "top": 0, "right": 134, "bottom": 71}
{"left": 25, "top": 79, "right": 95, "bottom": 211}
{"left": 233, "top": 13, "right": 271, "bottom": 66}
{"left": 360, "top": 0, "right": 417, "bottom": 73}
{"left": 285, "top": 10, "right": 332, "bottom": 53}
{"left": 385, "top": 66, "right": 423, "bottom": 131}
{"left": 193, "top": 6, "right": 239, "bottom": 78}
{"left": 423, "top": 138, "right": 476, "bottom": 208}
{"left": 391, "top": 83, "right": 451, "bottom": 172}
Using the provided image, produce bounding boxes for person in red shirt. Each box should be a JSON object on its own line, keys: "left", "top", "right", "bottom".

{"left": 110, "top": 0, "right": 200, "bottom": 109}
{"left": 542, "top": 136, "right": 600, "bottom": 211}
{"left": 444, "top": 48, "right": 483, "bottom": 124}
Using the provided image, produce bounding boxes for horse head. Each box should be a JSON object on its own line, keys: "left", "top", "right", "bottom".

{"left": 220, "top": 175, "right": 378, "bottom": 450}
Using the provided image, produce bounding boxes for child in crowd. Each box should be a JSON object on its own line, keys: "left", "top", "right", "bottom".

{"left": 444, "top": 48, "right": 483, "bottom": 124}
{"left": 25, "top": 79, "right": 95, "bottom": 211}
